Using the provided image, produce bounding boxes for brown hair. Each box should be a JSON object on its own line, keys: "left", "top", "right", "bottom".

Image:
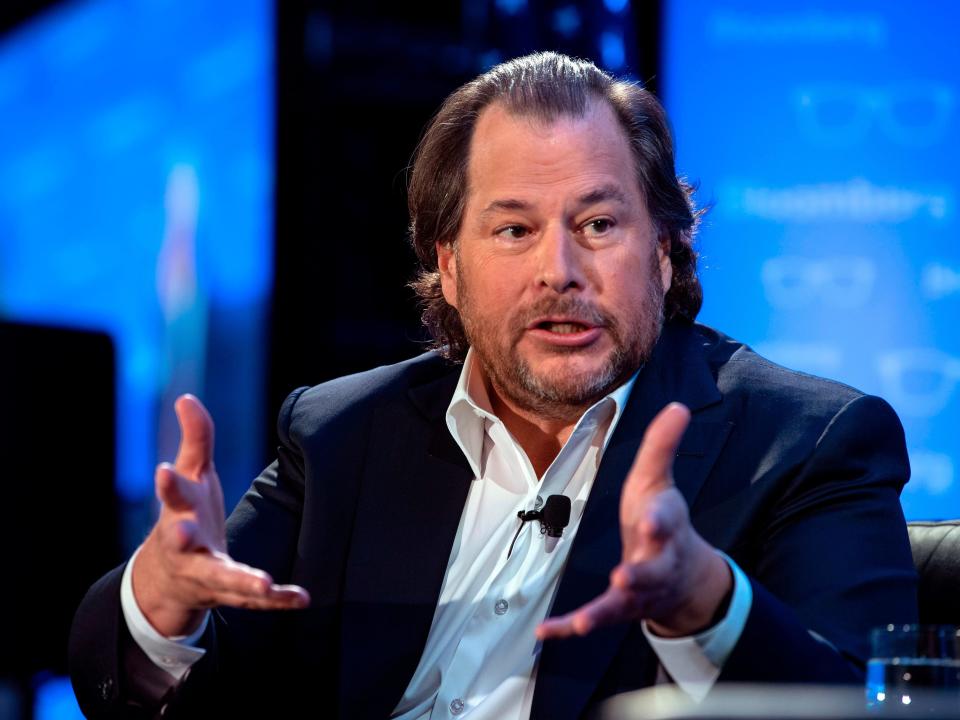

{"left": 408, "top": 51, "right": 703, "bottom": 361}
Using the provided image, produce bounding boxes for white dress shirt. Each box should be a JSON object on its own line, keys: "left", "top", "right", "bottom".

{"left": 120, "top": 350, "right": 752, "bottom": 713}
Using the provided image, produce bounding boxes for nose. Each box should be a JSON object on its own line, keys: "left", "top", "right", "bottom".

{"left": 535, "top": 224, "right": 587, "bottom": 294}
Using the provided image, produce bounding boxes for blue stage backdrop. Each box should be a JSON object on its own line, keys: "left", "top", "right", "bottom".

{"left": 663, "top": 1, "right": 959, "bottom": 520}
{"left": 0, "top": 0, "right": 274, "bottom": 518}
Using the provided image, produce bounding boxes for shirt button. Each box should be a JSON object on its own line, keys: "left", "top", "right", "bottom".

{"left": 494, "top": 598, "right": 509, "bottom": 615}
{"left": 450, "top": 697, "right": 465, "bottom": 715}
{"left": 535, "top": 495, "right": 544, "bottom": 509}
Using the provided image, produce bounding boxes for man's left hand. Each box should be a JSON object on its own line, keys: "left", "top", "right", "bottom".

{"left": 536, "top": 402, "right": 732, "bottom": 641}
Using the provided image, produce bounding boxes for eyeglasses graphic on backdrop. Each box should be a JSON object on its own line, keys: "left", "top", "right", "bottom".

{"left": 877, "top": 348, "right": 960, "bottom": 418}
{"left": 921, "top": 262, "right": 960, "bottom": 301}
{"left": 761, "top": 256, "right": 876, "bottom": 310}
{"left": 795, "top": 84, "right": 955, "bottom": 147}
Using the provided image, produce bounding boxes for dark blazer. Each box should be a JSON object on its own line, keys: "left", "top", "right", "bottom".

{"left": 70, "top": 322, "right": 918, "bottom": 719}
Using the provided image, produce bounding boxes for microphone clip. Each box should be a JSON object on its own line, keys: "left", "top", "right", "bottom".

{"left": 516, "top": 508, "right": 564, "bottom": 538}
{"left": 507, "top": 495, "right": 572, "bottom": 558}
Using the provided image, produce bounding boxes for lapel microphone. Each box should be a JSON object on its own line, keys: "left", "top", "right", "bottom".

{"left": 507, "top": 494, "right": 571, "bottom": 558}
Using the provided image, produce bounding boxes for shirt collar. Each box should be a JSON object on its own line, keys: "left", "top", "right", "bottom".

{"left": 445, "top": 348, "right": 640, "bottom": 479}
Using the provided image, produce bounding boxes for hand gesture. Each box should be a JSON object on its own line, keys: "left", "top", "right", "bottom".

{"left": 537, "top": 403, "right": 731, "bottom": 640}
{"left": 132, "top": 395, "right": 309, "bottom": 638}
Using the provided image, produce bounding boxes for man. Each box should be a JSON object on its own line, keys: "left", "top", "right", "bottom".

{"left": 70, "top": 52, "right": 917, "bottom": 719}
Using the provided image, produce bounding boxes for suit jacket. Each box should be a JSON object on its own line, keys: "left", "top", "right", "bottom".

{"left": 69, "top": 321, "right": 918, "bottom": 719}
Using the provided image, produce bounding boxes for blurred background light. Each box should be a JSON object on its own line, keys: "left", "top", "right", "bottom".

{"left": 604, "top": 0, "right": 630, "bottom": 15}
{"left": 600, "top": 30, "right": 625, "bottom": 70}
{"left": 0, "top": 0, "right": 274, "bottom": 510}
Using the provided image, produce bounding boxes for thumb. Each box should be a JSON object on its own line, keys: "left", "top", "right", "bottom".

{"left": 174, "top": 394, "right": 215, "bottom": 476}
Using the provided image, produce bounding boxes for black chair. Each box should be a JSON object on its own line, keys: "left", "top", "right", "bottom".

{"left": 907, "top": 520, "right": 960, "bottom": 625}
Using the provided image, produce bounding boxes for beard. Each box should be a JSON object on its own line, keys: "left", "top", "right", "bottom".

{"left": 456, "top": 249, "right": 665, "bottom": 421}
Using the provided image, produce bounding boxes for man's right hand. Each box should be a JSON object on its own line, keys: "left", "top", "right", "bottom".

{"left": 132, "top": 394, "right": 310, "bottom": 638}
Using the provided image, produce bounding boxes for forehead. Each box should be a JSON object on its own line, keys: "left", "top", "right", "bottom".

{"left": 464, "top": 99, "right": 639, "bottom": 208}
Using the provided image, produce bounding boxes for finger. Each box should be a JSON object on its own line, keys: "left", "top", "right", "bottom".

{"left": 208, "top": 588, "right": 311, "bottom": 611}
{"left": 200, "top": 552, "right": 273, "bottom": 593}
{"left": 622, "top": 403, "right": 691, "bottom": 502}
{"left": 156, "top": 463, "right": 200, "bottom": 512}
{"left": 203, "top": 579, "right": 311, "bottom": 608}
{"left": 264, "top": 584, "right": 311, "bottom": 607}
{"left": 188, "top": 553, "right": 310, "bottom": 608}
{"left": 535, "top": 586, "right": 633, "bottom": 640}
{"left": 198, "top": 578, "right": 311, "bottom": 611}
{"left": 174, "top": 394, "right": 215, "bottom": 476}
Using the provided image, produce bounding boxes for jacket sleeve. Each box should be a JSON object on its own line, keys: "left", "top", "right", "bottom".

{"left": 718, "top": 394, "right": 918, "bottom": 683}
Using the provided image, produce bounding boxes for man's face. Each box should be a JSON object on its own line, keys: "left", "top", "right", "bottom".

{"left": 437, "top": 100, "right": 672, "bottom": 419}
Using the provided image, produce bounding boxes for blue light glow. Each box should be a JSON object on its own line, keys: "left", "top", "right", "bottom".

{"left": 0, "top": 0, "right": 274, "bottom": 503}
{"left": 495, "top": 0, "right": 527, "bottom": 16}
{"left": 604, "top": 0, "right": 630, "bottom": 14}
{"left": 553, "top": 6, "right": 581, "bottom": 37}
{"left": 33, "top": 675, "right": 83, "bottom": 720}
{"left": 600, "top": 31, "right": 626, "bottom": 70}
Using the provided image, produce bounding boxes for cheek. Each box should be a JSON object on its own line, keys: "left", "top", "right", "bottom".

{"left": 466, "top": 254, "right": 524, "bottom": 303}
{"left": 602, "top": 251, "right": 661, "bottom": 311}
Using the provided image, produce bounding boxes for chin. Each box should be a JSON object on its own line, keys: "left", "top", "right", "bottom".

{"left": 520, "top": 364, "right": 622, "bottom": 406}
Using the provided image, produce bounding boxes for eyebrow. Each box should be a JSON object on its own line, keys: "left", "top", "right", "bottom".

{"left": 478, "top": 184, "right": 630, "bottom": 220}
{"left": 576, "top": 185, "right": 629, "bottom": 208}
{"left": 478, "top": 198, "right": 532, "bottom": 219}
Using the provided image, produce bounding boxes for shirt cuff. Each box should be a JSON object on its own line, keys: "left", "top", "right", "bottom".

{"left": 642, "top": 551, "right": 753, "bottom": 702}
{"left": 120, "top": 545, "right": 209, "bottom": 681}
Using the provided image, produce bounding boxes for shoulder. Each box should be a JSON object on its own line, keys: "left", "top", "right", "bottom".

{"left": 681, "top": 325, "right": 908, "bottom": 511}
{"left": 691, "top": 323, "right": 900, "bottom": 437}
{"left": 276, "top": 350, "right": 460, "bottom": 446}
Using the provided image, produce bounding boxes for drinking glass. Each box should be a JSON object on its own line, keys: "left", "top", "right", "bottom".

{"left": 866, "top": 624, "right": 960, "bottom": 711}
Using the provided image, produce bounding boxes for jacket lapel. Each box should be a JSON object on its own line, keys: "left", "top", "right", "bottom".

{"left": 338, "top": 368, "right": 474, "bottom": 720}
{"left": 532, "top": 323, "right": 731, "bottom": 719}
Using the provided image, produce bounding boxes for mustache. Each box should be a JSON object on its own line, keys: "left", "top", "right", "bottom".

{"left": 512, "top": 297, "right": 615, "bottom": 330}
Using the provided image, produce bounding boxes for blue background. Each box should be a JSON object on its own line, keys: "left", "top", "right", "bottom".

{"left": 0, "top": 0, "right": 274, "bottom": 509}
{"left": 663, "top": 1, "right": 960, "bottom": 520}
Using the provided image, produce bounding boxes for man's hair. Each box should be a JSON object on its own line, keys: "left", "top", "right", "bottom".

{"left": 408, "top": 51, "right": 703, "bottom": 361}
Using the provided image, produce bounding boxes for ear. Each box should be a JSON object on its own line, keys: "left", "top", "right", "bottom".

{"left": 657, "top": 235, "right": 673, "bottom": 294}
{"left": 436, "top": 240, "right": 459, "bottom": 309}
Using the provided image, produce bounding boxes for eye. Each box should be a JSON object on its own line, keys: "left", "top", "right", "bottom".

{"left": 582, "top": 217, "right": 615, "bottom": 237}
{"left": 495, "top": 225, "right": 530, "bottom": 241}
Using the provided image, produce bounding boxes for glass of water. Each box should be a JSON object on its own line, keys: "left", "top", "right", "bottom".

{"left": 866, "top": 624, "right": 960, "bottom": 710}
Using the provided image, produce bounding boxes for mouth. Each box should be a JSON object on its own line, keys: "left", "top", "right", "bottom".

{"left": 534, "top": 320, "right": 593, "bottom": 334}
{"left": 526, "top": 317, "right": 604, "bottom": 347}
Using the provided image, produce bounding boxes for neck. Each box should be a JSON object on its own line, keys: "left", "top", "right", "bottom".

{"left": 486, "top": 384, "right": 587, "bottom": 479}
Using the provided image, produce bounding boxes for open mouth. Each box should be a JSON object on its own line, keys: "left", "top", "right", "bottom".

{"left": 524, "top": 308, "right": 605, "bottom": 347}
{"left": 536, "top": 321, "right": 592, "bottom": 334}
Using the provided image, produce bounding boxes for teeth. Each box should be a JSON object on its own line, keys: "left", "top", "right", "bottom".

{"left": 547, "top": 322, "right": 585, "bottom": 334}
